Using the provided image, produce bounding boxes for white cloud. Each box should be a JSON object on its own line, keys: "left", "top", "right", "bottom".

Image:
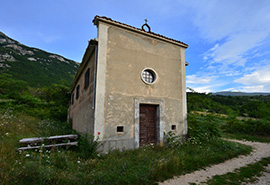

{"left": 210, "top": 31, "right": 268, "bottom": 66}
{"left": 234, "top": 66, "right": 270, "bottom": 92}
{"left": 186, "top": 85, "right": 214, "bottom": 94}
{"left": 187, "top": 77, "right": 227, "bottom": 93}
{"left": 210, "top": 44, "right": 219, "bottom": 51}
{"left": 190, "top": 0, "right": 270, "bottom": 42}
{"left": 183, "top": 0, "right": 270, "bottom": 92}
{"left": 221, "top": 88, "right": 240, "bottom": 92}
{"left": 192, "top": 86, "right": 212, "bottom": 94}
{"left": 235, "top": 66, "right": 270, "bottom": 85}
{"left": 224, "top": 71, "right": 242, "bottom": 77}
{"left": 186, "top": 74, "right": 212, "bottom": 84}
{"left": 188, "top": 82, "right": 227, "bottom": 93}
{"left": 238, "top": 85, "right": 266, "bottom": 93}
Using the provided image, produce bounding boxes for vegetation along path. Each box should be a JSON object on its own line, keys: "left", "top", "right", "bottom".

{"left": 160, "top": 139, "right": 270, "bottom": 185}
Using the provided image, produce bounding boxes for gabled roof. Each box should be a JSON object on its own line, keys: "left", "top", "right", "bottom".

{"left": 70, "top": 39, "right": 98, "bottom": 92}
{"left": 93, "top": 16, "right": 188, "bottom": 48}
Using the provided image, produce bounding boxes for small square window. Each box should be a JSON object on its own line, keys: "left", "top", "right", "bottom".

{"left": 117, "top": 126, "right": 124, "bottom": 132}
{"left": 171, "top": 125, "right": 176, "bottom": 130}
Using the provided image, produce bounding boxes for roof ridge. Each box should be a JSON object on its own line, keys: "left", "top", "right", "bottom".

{"left": 93, "top": 15, "right": 188, "bottom": 48}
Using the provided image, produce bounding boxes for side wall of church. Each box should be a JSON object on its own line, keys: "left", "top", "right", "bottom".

{"left": 68, "top": 49, "right": 96, "bottom": 135}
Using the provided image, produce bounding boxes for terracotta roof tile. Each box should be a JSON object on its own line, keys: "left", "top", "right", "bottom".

{"left": 93, "top": 15, "right": 188, "bottom": 48}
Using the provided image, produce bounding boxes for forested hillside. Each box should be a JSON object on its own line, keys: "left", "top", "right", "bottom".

{"left": 0, "top": 31, "right": 79, "bottom": 121}
{"left": 0, "top": 31, "right": 79, "bottom": 87}
{"left": 187, "top": 92, "right": 270, "bottom": 120}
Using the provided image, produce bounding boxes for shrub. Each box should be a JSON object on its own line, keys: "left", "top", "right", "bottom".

{"left": 0, "top": 73, "right": 28, "bottom": 99}
{"left": 187, "top": 113, "right": 221, "bottom": 143}
{"left": 76, "top": 134, "right": 101, "bottom": 159}
{"left": 165, "top": 131, "right": 184, "bottom": 148}
{"left": 224, "top": 118, "right": 270, "bottom": 136}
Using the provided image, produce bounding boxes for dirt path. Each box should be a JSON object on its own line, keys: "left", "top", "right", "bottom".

{"left": 246, "top": 164, "right": 270, "bottom": 185}
{"left": 160, "top": 139, "right": 270, "bottom": 185}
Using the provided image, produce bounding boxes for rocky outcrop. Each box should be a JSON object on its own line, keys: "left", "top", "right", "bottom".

{"left": 27, "top": 57, "right": 37, "bottom": 61}
{"left": 0, "top": 37, "right": 15, "bottom": 44}
{"left": 4, "top": 44, "right": 34, "bottom": 55}
{"left": 49, "top": 54, "right": 70, "bottom": 64}
{"left": 0, "top": 53, "right": 16, "bottom": 62}
{"left": 0, "top": 63, "right": 11, "bottom": 68}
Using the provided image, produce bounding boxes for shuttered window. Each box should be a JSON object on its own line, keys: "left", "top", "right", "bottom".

{"left": 71, "top": 93, "right": 74, "bottom": 104}
{"left": 84, "top": 68, "right": 90, "bottom": 89}
{"left": 76, "top": 85, "right": 80, "bottom": 100}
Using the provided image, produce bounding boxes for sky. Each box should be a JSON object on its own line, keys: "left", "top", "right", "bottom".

{"left": 1, "top": 0, "right": 270, "bottom": 93}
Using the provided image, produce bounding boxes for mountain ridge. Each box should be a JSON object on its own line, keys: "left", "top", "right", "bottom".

{"left": 0, "top": 31, "right": 79, "bottom": 87}
{"left": 212, "top": 91, "right": 270, "bottom": 96}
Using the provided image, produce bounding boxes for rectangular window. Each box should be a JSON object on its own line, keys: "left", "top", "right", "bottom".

{"left": 84, "top": 68, "right": 90, "bottom": 89}
{"left": 76, "top": 85, "right": 80, "bottom": 100}
{"left": 117, "top": 126, "right": 124, "bottom": 132}
{"left": 71, "top": 93, "right": 74, "bottom": 105}
{"left": 90, "top": 68, "right": 94, "bottom": 83}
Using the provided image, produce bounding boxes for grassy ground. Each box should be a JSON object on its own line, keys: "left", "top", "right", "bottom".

{"left": 205, "top": 157, "right": 270, "bottom": 185}
{"left": 0, "top": 110, "right": 252, "bottom": 185}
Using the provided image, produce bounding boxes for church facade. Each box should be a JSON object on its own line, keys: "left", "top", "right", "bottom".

{"left": 68, "top": 16, "right": 189, "bottom": 152}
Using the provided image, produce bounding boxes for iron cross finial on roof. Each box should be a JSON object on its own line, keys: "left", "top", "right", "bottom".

{"left": 144, "top": 19, "right": 148, "bottom": 24}
{"left": 142, "top": 19, "right": 151, "bottom": 32}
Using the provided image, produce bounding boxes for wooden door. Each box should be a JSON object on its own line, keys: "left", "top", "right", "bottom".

{"left": 139, "top": 104, "right": 157, "bottom": 146}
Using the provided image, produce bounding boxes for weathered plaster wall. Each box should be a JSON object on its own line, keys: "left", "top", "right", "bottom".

{"left": 68, "top": 51, "right": 95, "bottom": 135}
{"left": 100, "top": 24, "right": 187, "bottom": 151}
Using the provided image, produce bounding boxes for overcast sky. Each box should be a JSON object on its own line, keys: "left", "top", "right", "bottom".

{"left": 1, "top": 0, "right": 270, "bottom": 93}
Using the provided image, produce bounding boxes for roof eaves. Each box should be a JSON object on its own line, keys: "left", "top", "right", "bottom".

{"left": 93, "top": 15, "right": 188, "bottom": 48}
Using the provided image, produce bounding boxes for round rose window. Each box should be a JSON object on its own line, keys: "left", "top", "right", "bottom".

{"left": 141, "top": 68, "right": 157, "bottom": 85}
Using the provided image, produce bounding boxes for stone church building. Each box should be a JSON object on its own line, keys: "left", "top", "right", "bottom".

{"left": 68, "top": 16, "right": 189, "bottom": 152}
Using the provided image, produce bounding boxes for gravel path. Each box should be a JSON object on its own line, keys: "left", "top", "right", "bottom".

{"left": 246, "top": 164, "right": 270, "bottom": 185}
{"left": 160, "top": 139, "right": 270, "bottom": 185}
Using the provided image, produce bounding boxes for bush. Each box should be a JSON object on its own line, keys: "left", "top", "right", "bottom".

{"left": 0, "top": 75, "right": 71, "bottom": 122}
{"left": 224, "top": 118, "right": 270, "bottom": 136}
{"left": 77, "top": 134, "right": 101, "bottom": 159}
{"left": 0, "top": 73, "right": 28, "bottom": 99}
{"left": 187, "top": 113, "right": 221, "bottom": 143}
{"left": 165, "top": 131, "right": 184, "bottom": 148}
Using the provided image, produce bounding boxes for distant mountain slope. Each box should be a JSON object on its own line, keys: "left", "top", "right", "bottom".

{"left": 212, "top": 91, "right": 270, "bottom": 96}
{"left": 0, "top": 31, "right": 79, "bottom": 87}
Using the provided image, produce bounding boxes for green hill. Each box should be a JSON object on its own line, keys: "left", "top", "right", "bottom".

{"left": 187, "top": 92, "right": 270, "bottom": 120}
{"left": 0, "top": 31, "right": 79, "bottom": 87}
{"left": 212, "top": 91, "right": 270, "bottom": 96}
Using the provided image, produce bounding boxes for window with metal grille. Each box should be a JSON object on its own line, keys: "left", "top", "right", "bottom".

{"left": 71, "top": 93, "right": 74, "bottom": 105}
{"left": 141, "top": 68, "right": 157, "bottom": 84}
{"left": 84, "top": 68, "right": 90, "bottom": 89}
{"left": 142, "top": 70, "right": 154, "bottom": 83}
{"left": 76, "top": 85, "right": 80, "bottom": 100}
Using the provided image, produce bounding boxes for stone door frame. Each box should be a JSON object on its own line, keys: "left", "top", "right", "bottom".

{"left": 134, "top": 98, "right": 164, "bottom": 149}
